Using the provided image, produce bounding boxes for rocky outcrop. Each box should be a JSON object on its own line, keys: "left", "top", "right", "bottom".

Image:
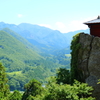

{"left": 77, "top": 33, "right": 100, "bottom": 99}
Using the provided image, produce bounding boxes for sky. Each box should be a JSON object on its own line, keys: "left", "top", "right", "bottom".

{"left": 0, "top": 0, "right": 100, "bottom": 33}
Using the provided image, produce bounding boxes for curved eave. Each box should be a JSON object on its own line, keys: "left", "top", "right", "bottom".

{"left": 84, "top": 22, "right": 100, "bottom": 25}
{"left": 84, "top": 18, "right": 100, "bottom": 25}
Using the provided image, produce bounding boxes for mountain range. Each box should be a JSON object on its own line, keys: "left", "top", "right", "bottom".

{"left": 0, "top": 22, "right": 89, "bottom": 53}
{"left": 0, "top": 22, "right": 89, "bottom": 90}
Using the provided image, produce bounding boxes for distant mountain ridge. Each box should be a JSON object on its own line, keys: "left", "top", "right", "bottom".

{"left": 0, "top": 22, "right": 89, "bottom": 53}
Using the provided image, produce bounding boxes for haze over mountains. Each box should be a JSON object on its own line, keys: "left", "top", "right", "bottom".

{"left": 0, "top": 22, "right": 89, "bottom": 90}
{"left": 0, "top": 22, "right": 89, "bottom": 53}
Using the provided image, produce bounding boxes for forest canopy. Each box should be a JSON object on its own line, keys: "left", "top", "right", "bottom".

{"left": 0, "top": 63, "right": 95, "bottom": 100}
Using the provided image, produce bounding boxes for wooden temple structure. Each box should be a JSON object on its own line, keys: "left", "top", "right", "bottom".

{"left": 84, "top": 16, "right": 100, "bottom": 37}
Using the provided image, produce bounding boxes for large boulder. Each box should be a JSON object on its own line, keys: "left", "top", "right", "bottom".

{"left": 77, "top": 33, "right": 100, "bottom": 99}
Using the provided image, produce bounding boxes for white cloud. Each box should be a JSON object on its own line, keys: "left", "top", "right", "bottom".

{"left": 68, "top": 20, "right": 88, "bottom": 31}
{"left": 55, "top": 22, "right": 66, "bottom": 29}
{"left": 54, "top": 17, "right": 96, "bottom": 33}
{"left": 38, "top": 24, "right": 52, "bottom": 29}
{"left": 38, "top": 17, "right": 96, "bottom": 33}
{"left": 67, "top": 17, "right": 96, "bottom": 32}
{"left": 17, "top": 14, "right": 23, "bottom": 18}
{"left": 55, "top": 21, "right": 88, "bottom": 33}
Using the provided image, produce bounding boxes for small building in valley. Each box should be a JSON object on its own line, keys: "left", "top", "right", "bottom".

{"left": 84, "top": 16, "right": 100, "bottom": 37}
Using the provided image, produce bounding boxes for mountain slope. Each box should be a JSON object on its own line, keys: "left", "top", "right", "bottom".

{"left": 0, "top": 30, "right": 41, "bottom": 72}
{"left": 0, "top": 29, "right": 68, "bottom": 90}
{"left": 2, "top": 28, "right": 40, "bottom": 52}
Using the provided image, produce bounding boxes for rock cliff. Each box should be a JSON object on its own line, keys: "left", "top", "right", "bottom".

{"left": 76, "top": 33, "right": 100, "bottom": 99}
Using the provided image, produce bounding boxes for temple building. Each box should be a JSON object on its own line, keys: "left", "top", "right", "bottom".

{"left": 84, "top": 16, "right": 100, "bottom": 37}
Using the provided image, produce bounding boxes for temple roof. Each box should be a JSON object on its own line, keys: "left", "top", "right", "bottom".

{"left": 84, "top": 16, "right": 100, "bottom": 25}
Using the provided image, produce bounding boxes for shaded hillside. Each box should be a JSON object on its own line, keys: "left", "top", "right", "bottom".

{"left": 2, "top": 28, "right": 39, "bottom": 52}
{"left": 0, "top": 30, "right": 41, "bottom": 71}
{"left": 0, "top": 29, "right": 70, "bottom": 90}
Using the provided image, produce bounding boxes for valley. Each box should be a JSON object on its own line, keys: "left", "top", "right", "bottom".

{"left": 0, "top": 22, "right": 88, "bottom": 91}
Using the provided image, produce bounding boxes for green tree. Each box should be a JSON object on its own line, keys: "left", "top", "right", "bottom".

{"left": 9, "top": 90, "right": 22, "bottom": 100}
{"left": 0, "top": 63, "right": 10, "bottom": 99}
{"left": 22, "top": 79, "right": 43, "bottom": 100}
{"left": 56, "top": 68, "right": 70, "bottom": 84}
{"left": 21, "top": 77, "right": 95, "bottom": 100}
{"left": 42, "top": 79, "right": 95, "bottom": 100}
{"left": 97, "top": 79, "right": 100, "bottom": 84}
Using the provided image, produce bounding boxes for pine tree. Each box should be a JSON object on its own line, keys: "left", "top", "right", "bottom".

{"left": 56, "top": 68, "right": 70, "bottom": 84}
{"left": 9, "top": 90, "right": 22, "bottom": 100}
{"left": 22, "top": 79, "right": 43, "bottom": 100}
{"left": 0, "top": 63, "right": 10, "bottom": 99}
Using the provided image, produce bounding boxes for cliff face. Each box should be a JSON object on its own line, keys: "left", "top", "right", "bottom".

{"left": 77, "top": 33, "right": 100, "bottom": 99}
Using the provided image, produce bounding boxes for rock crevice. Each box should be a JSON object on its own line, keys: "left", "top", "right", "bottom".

{"left": 77, "top": 33, "right": 100, "bottom": 100}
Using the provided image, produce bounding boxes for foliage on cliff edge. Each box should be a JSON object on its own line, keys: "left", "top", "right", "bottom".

{"left": 70, "top": 33, "right": 82, "bottom": 83}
